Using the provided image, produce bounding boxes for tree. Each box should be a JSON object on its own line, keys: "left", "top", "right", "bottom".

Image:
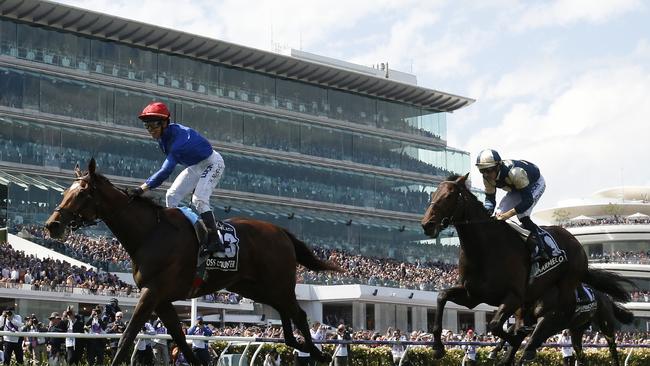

{"left": 552, "top": 208, "right": 570, "bottom": 226}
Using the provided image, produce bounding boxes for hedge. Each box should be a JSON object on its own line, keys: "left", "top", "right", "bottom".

{"left": 210, "top": 342, "right": 650, "bottom": 366}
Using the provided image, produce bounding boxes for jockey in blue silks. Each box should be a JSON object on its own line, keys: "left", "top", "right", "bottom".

{"left": 475, "top": 149, "right": 553, "bottom": 263}
{"left": 128, "top": 102, "right": 226, "bottom": 256}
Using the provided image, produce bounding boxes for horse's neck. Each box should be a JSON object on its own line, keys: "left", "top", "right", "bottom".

{"left": 98, "top": 191, "right": 159, "bottom": 257}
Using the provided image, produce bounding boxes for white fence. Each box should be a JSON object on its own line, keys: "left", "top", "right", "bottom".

{"left": 1, "top": 330, "right": 648, "bottom": 366}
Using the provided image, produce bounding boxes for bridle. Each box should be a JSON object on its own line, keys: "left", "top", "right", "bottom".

{"left": 54, "top": 177, "right": 101, "bottom": 230}
{"left": 428, "top": 186, "right": 493, "bottom": 229}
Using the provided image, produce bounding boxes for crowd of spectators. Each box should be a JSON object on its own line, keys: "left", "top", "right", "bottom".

{"left": 10, "top": 224, "right": 133, "bottom": 272}
{"left": 6, "top": 225, "right": 650, "bottom": 301}
{"left": 0, "top": 240, "right": 135, "bottom": 296}
{"left": 590, "top": 250, "right": 650, "bottom": 265}
{"left": 299, "top": 246, "right": 459, "bottom": 291}
{"left": 561, "top": 216, "right": 650, "bottom": 228}
{"left": 1, "top": 137, "right": 436, "bottom": 214}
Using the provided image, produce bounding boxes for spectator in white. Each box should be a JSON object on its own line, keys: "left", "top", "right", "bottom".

{"left": 560, "top": 329, "right": 575, "bottom": 366}
{"left": 308, "top": 321, "right": 326, "bottom": 366}
{"left": 333, "top": 324, "right": 351, "bottom": 366}
{"left": 152, "top": 316, "right": 171, "bottom": 366}
{"left": 23, "top": 272, "right": 32, "bottom": 285}
{"left": 264, "top": 349, "right": 281, "bottom": 366}
{"left": 9, "top": 268, "right": 18, "bottom": 283}
{"left": 61, "top": 306, "right": 85, "bottom": 365}
{"left": 1, "top": 306, "right": 24, "bottom": 365}
{"left": 187, "top": 316, "right": 212, "bottom": 366}
{"left": 389, "top": 328, "right": 406, "bottom": 366}
{"left": 131, "top": 319, "right": 156, "bottom": 366}
{"left": 461, "top": 329, "right": 477, "bottom": 366}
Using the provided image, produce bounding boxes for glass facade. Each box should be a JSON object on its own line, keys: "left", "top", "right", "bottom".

{"left": 0, "top": 19, "right": 451, "bottom": 139}
{"left": 0, "top": 17, "right": 471, "bottom": 262}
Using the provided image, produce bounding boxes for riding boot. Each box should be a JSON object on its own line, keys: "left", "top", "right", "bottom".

{"left": 199, "top": 211, "right": 226, "bottom": 256}
{"left": 520, "top": 216, "right": 549, "bottom": 262}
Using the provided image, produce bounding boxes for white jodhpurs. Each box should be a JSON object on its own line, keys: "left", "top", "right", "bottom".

{"left": 165, "top": 151, "right": 224, "bottom": 214}
{"left": 496, "top": 175, "right": 546, "bottom": 219}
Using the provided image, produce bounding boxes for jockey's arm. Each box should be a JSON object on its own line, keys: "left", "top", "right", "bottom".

{"left": 482, "top": 177, "right": 497, "bottom": 214}
{"left": 144, "top": 155, "right": 178, "bottom": 190}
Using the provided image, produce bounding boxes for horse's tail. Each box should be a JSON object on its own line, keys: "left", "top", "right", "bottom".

{"left": 283, "top": 229, "right": 343, "bottom": 272}
{"left": 612, "top": 302, "right": 634, "bottom": 325}
{"left": 583, "top": 268, "right": 633, "bottom": 303}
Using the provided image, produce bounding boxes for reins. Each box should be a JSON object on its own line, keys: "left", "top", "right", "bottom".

{"left": 436, "top": 188, "right": 496, "bottom": 228}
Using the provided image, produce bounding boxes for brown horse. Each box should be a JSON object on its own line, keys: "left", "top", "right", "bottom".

{"left": 420, "top": 174, "right": 608, "bottom": 364}
{"left": 490, "top": 279, "right": 633, "bottom": 366}
{"left": 44, "top": 159, "right": 342, "bottom": 366}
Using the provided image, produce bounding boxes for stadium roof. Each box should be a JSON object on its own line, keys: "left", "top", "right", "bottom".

{"left": 0, "top": 0, "right": 475, "bottom": 112}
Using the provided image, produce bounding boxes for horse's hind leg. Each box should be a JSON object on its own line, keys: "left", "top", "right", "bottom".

{"left": 518, "top": 311, "right": 570, "bottom": 365}
{"left": 156, "top": 301, "right": 202, "bottom": 366}
{"left": 570, "top": 326, "right": 587, "bottom": 366}
{"left": 291, "top": 304, "right": 330, "bottom": 363}
{"left": 110, "top": 287, "right": 159, "bottom": 366}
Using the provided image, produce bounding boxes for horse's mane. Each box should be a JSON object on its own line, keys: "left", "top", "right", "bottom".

{"left": 443, "top": 174, "right": 491, "bottom": 218}
{"left": 93, "top": 172, "right": 164, "bottom": 210}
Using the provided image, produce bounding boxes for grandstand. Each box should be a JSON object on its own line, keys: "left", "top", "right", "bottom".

{"left": 535, "top": 186, "right": 650, "bottom": 330}
{"left": 0, "top": 0, "right": 484, "bottom": 334}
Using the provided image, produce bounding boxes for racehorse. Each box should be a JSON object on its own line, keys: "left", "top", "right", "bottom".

{"left": 420, "top": 174, "right": 618, "bottom": 363}
{"left": 490, "top": 282, "right": 633, "bottom": 366}
{"left": 44, "top": 159, "right": 342, "bottom": 366}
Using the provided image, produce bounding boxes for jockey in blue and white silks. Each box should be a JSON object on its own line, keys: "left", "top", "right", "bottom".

{"left": 475, "top": 149, "right": 556, "bottom": 262}
{"left": 128, "top": 102, "right": 226, "bottom": 256}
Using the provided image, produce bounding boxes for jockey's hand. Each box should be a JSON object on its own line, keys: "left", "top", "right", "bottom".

{"left": 496, "top": 208, "right": 517, "bottom": 221}
{"left": 127, "top": 186, "right": 144, "bottom": 198}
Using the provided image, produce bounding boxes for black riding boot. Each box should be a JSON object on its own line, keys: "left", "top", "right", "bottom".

{"left": 200, "top": 211, "right": 225, "bottom": 255}
{"left": 520, "top": 216, "right": 549, "bottom": 262}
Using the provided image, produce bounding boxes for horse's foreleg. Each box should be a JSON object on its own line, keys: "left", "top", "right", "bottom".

{"left": 488, "top": 292, "right": 523, "bottom": 347}
{"left": 432, "top": 286, "right": 480, "bottom": 359}
{"left": 156, "top": 301, "right": 202, "bottom": 366}
{"left": 110, "top": 287, "right": 160, "bottom": 366}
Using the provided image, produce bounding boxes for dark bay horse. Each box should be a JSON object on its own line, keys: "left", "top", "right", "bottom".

{"left": 491, "top": 279, "right": 633, "bottom": 365}
{"left": 420, "top": 174, "right": 621, "bottom": 363}
{"left": 44, "top": 159, "right": 342, "bottom": 366}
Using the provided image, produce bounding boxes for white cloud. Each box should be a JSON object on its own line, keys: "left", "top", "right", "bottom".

{"left": 512, "top": 0, "right": 643, "bottom": 31}
{"left": 465, "top": 63, "right": 650, "bottom": 209}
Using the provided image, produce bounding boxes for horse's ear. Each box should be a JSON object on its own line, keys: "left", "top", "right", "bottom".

{"left": 455, "top": 173, "right": 470, "bottom": 187}
{"left": 88, "top": 158, "right": 96, "bottom": 175}
{"left": 74, "top": 164, "right": 82, "bottom": 178}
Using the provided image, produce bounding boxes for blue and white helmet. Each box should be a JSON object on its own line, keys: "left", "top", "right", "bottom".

{"left": 475, "top": 149, "right": 502, "bottom": 169}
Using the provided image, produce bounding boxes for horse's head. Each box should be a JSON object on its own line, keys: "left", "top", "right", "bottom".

{"left": 421, "top": 173, "right": 470, "bottom": 238}
{"left": 45, "top": 158, "right": 101, "bottom": 239}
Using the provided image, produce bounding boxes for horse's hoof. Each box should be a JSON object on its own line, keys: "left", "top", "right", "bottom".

{"left": 432, "top": 347, "right": 445, "bottom": 359}
{"left": 487, "top": 349, "right": 499, "bottom": 360}
{"left": 519, "top": 350, "right": 536, "bottom": 364}
{"left": 313, "top": 352, "right": 331, "bottom": 363}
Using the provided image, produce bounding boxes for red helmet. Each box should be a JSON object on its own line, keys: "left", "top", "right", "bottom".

{"left": 138, "top": 102, "right": 170, "bottom": 121}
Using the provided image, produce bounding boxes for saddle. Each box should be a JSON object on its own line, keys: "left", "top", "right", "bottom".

{"left": 504, "top": 221, "right": 567, "bottom": 282}
{"left": 176, "top": 207, "right": 241, "bottom": 297}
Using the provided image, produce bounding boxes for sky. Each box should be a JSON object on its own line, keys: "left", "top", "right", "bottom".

{"left": 56, "top": 0, "right": 650, "bottom": 212}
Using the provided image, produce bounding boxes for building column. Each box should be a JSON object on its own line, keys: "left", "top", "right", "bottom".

{"left": 352, "top": 302, "right": 366, "bottom": 330}
{"left": 298, "top": 301, "right": 323, "bottom": 325}
{"left": 442, "top": 308, "right": 458, "bottom": 333}
{"left": 374, "top": 303, "right": 394, "bottom": 332}
{"left": 474, "top": 311, "right": 486, "bottom": 334}
{"left": 412, "top": 306, "right": 427, "bottom": 332}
